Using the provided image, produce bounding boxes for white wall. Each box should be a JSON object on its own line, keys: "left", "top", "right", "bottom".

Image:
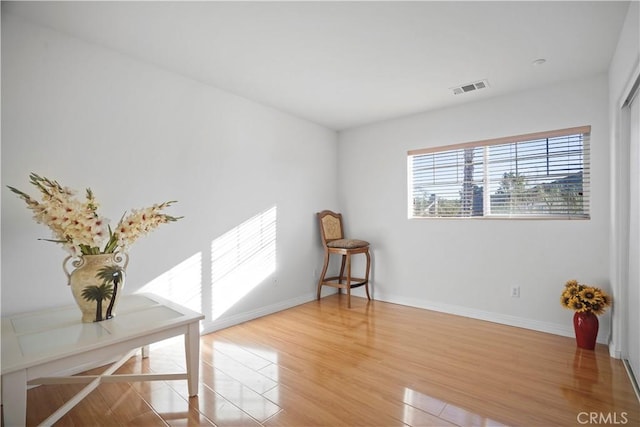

{"left": 1, "top": 13, "right": 338, "bottom": 332}
{"left": 338, "top": 74, "right": 611, "bottom": 342}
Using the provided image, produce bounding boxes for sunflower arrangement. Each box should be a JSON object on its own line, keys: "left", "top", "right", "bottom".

{"left": 560, "top": 280, "right": 612, "bottom": 315}
{"left": 8, "top": 173, "right": 182, "bottom": 256}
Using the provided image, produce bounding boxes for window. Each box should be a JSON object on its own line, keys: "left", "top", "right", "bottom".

{"left": 408, "top": 126, "right": 590, "bottom": 219}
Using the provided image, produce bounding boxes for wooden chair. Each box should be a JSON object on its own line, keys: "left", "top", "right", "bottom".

{"left": 316, "top": 210, "right": 371, "bottom": 308}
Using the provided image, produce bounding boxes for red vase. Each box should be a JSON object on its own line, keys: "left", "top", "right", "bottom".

{"left": 573, "top": 311, "right": 599, "bottom": 350}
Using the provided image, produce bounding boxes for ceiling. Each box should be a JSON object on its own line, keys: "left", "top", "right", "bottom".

{"left": 3, "top": 1, "right": 631, "bottom": 131}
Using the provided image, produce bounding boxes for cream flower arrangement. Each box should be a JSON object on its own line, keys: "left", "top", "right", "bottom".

{"left": 560, "top": 280, "right": 612, "bottom": 316}
{"left": 8, "top": 173, "right": 182, "bottom": 256}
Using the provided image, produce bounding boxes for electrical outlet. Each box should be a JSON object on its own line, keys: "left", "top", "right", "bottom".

{"left": 510, "top": 286, "right": 520, "bottom": 298}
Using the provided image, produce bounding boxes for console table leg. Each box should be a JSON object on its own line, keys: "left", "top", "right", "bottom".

{"left": 2, "top": 369, "right": 26, "bottom": 427}
{"left": 185, "top": 322, "right": 200, "bottom": 397}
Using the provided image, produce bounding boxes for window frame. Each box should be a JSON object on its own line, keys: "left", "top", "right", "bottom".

{"left": 407, "top": 125, "right": 591, "bottom": 220}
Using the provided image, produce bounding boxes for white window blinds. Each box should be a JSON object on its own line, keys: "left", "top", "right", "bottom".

{"left": 408, "top": 126, "right": 591, "bottom": 219}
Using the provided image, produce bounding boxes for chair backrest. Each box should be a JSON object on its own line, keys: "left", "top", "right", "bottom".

{"left": 317, "top": 210, "right": 344, "bottom": 246}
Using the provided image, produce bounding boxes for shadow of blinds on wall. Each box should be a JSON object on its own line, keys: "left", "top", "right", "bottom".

{"left": 210, "top": 206, "right": 277, "bottom": 321}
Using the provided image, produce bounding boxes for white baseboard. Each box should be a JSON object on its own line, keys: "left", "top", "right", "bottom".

{"left": 201, "top": 293, "right": 317, "bottom": 335}
{"left": 201, "top": 288, "right": 600, "bottom": 345}
{"left": 373, "top": 292, "right": 609, "bottom": 344}
{"left": 201, "top": 288, "right": 609, "bottom": 345}
{"left": 210, "top": 290, "right": 592, "bottom": 344}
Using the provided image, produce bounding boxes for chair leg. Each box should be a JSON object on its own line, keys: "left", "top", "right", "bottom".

{"left": 317, "top": 251, "right": 330, "bottom": 300}
{"left": 364, "top": 249, "right": 371, "bottom": 301}
{"left": 345, "top": 253, "right": 351, "bottom": 308}
{"left": 338, "top": 255, "right": 346, "bottom": 285}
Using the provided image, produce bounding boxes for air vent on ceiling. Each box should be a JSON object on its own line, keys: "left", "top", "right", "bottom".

{"left": 451, "top": 79, "right": 490, "bottom": 95}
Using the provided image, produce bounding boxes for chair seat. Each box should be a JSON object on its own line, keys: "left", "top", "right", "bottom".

{"left": 327, "top": 239, "right": 369, "bottom": 249}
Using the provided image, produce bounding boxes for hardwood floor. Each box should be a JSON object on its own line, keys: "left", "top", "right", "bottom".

{"left": 25, "top": 294, "right": 640, "bottom": 426}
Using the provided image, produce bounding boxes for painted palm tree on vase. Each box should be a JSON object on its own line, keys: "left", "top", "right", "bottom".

{"left": 80, "top": 265, "right": 123, "bottom": 322}
{"left": 96, "top": 265, "right": 124, "bottom": 320}
{"left": 81, "top": 283, "right": 114, "bottom": 322}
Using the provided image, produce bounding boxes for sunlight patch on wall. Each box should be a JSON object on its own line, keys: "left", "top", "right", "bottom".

{"left": 137, "top": 252, "right": 202, "bottom": 314}
{"left": 211, "top": 206, "right": 277, "bottom": 321}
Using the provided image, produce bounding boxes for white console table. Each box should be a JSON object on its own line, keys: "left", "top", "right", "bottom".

{"left": 1, "top": 293, "right": 204, "bottom": 427}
